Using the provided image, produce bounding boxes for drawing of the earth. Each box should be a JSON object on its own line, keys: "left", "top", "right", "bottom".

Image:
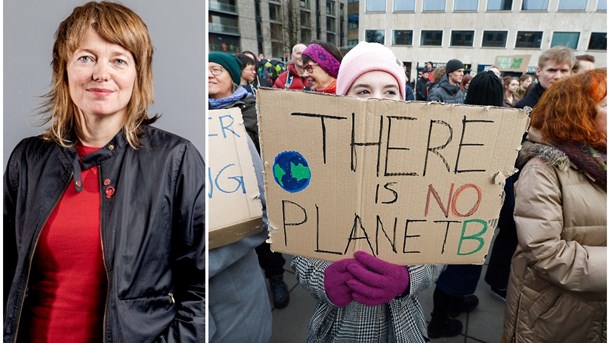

{"left": 272, "top": 151, "right": 311, "bottom": 193}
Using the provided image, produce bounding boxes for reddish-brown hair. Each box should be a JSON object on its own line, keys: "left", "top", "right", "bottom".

{"left": 531, "top": 68, "right": 607, "bottom": 149}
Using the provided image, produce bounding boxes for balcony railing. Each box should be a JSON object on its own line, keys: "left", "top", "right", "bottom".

{"left": 209, "top": 0, "right": 237, "bottom": 13}
{"left": 209, "top": 23, "right": 239, "bottom": 35}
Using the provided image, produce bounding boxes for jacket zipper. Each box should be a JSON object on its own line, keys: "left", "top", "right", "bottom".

{"left": 12, "top": 172, "right": 72, "bottom": 343}
{"left": 98, "top": 166, "right": 110, "bottom": 343}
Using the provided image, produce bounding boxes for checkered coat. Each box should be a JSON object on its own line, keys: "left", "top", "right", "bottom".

{"left": 292, "top": 257, "right": 445, "bottom": 342}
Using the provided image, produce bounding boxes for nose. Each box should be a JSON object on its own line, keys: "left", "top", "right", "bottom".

{"left": 93, "top": 62, "right": 109, "bottom": 82}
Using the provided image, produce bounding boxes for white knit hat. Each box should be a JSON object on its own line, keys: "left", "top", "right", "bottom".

{"left": 336, "top": 41, "right": 406, "bottom": 99}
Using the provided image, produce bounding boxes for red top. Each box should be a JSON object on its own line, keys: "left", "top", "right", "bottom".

{"left": 25, "top": 144, "right": 107, "bottom": 342}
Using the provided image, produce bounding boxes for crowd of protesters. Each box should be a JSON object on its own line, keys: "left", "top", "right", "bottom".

{"left": 208, "top": 42, "right": 606, "bottom": 342}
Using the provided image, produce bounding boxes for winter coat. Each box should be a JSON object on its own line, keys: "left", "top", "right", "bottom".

{"left": 274, "top": 62, "right": 309, "bottom": 90}
{"left": 292, "top": 256, "right": 444, "bottom": 342}
{"left": 415, "top": 77, "right": 429, "bottom": 101}
{"left": 4, "top": 126, "right": 205, "bottom": 342}
{"left": 427, "top": 76, "right": 465, "bottom": 104}
{"left": 503, "top": 130, "right": 607, "bottom": 343}
{"left": 208, "top": 136, "right": 272, "bottom": 343}
{"left": 514, "top": 83, "right": 544, "bottom": 109}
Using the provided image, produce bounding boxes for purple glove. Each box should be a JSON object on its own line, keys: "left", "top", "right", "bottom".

{"left": 324, "top": 258, "right": 357, "bottom": 307}
{"left": 346, "top": 251, "right": 410, "bottom": 306}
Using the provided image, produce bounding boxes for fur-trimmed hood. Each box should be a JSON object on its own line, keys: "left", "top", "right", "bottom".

{"left": 517, "top": 140, "right": 570, "bottom": 171}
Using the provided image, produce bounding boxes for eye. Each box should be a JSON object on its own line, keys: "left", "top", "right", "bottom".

{"left": 77, "top": 55, "right": 94, "bottom": 63}
{"left": 113, "top": 58, "right": 128, "bottom": 66}
{"left": 356, "top": 89, "right": 371, "bottom": 95}
{"left": 386, "top": 90, "right": 397, "bottom": 95}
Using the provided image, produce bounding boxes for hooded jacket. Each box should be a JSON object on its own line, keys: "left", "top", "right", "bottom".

{"left": 427, "top": 76, "right": 465, "bottom": 104}
{"left": 503, "top": 130, "right": 606, "bottom": 343}
{"left": 274, "top": 62, "right": 309, "bottom": 90}
{"left": 4, "top": 126, "right": 205, "bottom": 342}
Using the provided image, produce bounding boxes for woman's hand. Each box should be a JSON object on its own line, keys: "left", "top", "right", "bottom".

{"left": 323, "top": 258, "right": 357, "bottom": 307}
{"left": 346, "top": 251, "right": 410, "bottom": 306}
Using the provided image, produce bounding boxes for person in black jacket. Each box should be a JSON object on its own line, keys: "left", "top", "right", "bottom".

{"left": 4, "top": 3, "right": 205, "bottom": 342}
{"left": 416, "top": 68, "right": 430, "bottom": 100}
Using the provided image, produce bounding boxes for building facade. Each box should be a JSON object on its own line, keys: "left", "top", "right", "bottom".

{"left": 209, "top": 0, "right": 350, "bottom": 60}
{"left": 357, "top": 0, "right": 606, "bottom": 79}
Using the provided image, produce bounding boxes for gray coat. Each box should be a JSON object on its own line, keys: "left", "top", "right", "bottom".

{"left": 427, "top": 76, "right": 465, "bottom": 104}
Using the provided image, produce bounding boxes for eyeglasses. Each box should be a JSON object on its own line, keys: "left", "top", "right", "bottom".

{"left": 209, "top": 65, "right": 224, "bottom": 76}
{"left": 304, "top": 63, "right": 318, "bottom": 74}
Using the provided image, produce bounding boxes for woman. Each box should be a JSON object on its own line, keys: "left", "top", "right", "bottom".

{"left": 237, "top": 53, "right": 259, "bottom": 96}
{"left": 207, "top": 51, "right": 273, "bottom": 343}
{"left": 515, "top": 73, "right": 533, "bottom": 99}
{"left": 293, "top": 42, "right": 444, "bottom": 342}
{"left": 503, "top": 76, "right": 520, "bottom": 107}
{"left": 503, "top": 68, "right": 606, "bottom": 343}
{"left": 4, "top": 2, "right": 205, "bottom": 342}
{"left": 301, "top": 40, "right": 343, "bottom": 94}
{"left": 460, "top": 73, "right": 473, "bottom": 97}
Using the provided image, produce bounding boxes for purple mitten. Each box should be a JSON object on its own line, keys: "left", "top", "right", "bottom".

{"left": 346, "top": 251, "right": 410, "bottom": 306}
{"left": 324, "top": 258, "right": 357, "bottom": 307}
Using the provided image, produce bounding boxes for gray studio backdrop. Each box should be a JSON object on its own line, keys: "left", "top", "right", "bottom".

{"left": 4, "top": 0, "right": 206, "bottom": 167}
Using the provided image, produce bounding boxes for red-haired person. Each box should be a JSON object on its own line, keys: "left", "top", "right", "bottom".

{"left": 503, "top": 68, "right": 607, "bottom": 343}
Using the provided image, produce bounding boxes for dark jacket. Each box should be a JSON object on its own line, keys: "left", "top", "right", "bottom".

{"left": 515, "top": 82, "right": 545, "bottom": 109}
{"left": 415, "top": 77, "right": 429, "bottom": 101}
{"left": 405, "top": 83, "right": 415, "bottom": 101}
{"left": 427, "top": 76, "right": 465, "bottom": 104}
{"left": 4, "top": 126, "right": 205, "bottom": 343}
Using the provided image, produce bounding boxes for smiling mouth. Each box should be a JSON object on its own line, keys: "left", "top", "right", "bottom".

{"left": 88, "top": 88, "right": 113, "bottom": 95}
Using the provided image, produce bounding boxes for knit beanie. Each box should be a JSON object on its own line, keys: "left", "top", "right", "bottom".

{"left": 464, "top": 71, "right": 504, "bottom": 106}
{"left": 336, "top": 41, "right": 406, "bottom": 99}
{"left": 446, "top": 59, "right": 465, "bottom": 74}
{"left": 209, "top": 52, "right": 242, "bottom": 85}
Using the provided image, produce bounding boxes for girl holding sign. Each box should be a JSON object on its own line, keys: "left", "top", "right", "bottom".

{"left": 292, "top": 42, "right": 445, "bottom": 342}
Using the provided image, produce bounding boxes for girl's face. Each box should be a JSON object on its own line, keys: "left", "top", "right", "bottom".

{"left": 507, "top": 80, "right": 519, "bottom": 93}
{"left": 346, "top": 71, "right": 402, "bottom": 101}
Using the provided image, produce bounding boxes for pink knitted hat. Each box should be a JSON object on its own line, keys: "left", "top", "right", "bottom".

{"left": 336, "top": 42, "right": 406, "bottom": 99}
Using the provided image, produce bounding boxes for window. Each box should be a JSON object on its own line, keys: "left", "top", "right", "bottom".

{"left": 588, "top": 32, "right": 607, "bottom": 50}
{"left": 515, "top": 31, "right": 543, "bottom": 48}
{"left": 393, "top": 30, "right": 413, "bottom": 45}
{"left": 209, "top": 14, "right": 239, "bottom": 34}
{"left": 327, "top": 0, "right": 336, "bottom": 15}
{"left": 598, "top": 0, "right": 607, "bottom": 10}
{"left": 558, "top": 0, "right": 586, "bottom": 10}
{"left": 300, "top": 0, "right": 310, "bottom": 8}
{"left": 521, "top": 0, "right": 548, "bottom": 10}
{"left": 551, "top": 32, "right": 579, "bottom": 49}
{"left": 394, "top": 0, "right": 415, "bottom": 11}
{"left": 272, "top": 42, "right": 284, "bottom": 58}
{"left": 301, "top": 28, "right": 312, "bottom": 43}
{"left": 210, "top": 34, "right": 241, "bottom": 53}
{"left": 451, "top": 30, "right": 474, "bottom": 46}
{"left": 300, "top": 11, "right": 311, "bottom": 27}
{"left": 327, "top": 32, "right": 336, "bottom": 43}
{"left": 487, "top": 0, "right": 512, "bottom": 10}
{"left": 366, "top": 0, "right": 386, "bottom": 12}
{"left": 209, "top": 0, "right": 237, "bottom": 13}
{"left": 423, "top": 0, "right": 446, "bottom": 11}
{"left": 348, "top": 14, "right": 359, "bottom": 29}
{"left": 270, "top": 23, "right": 283, "bottom": 41}
{"left": 421, "top": 30, "right": 443, "bottom": 46}
{"left": 482, "top": 31, "right": 508, "bottom": 47}
{"left": 365, "top": 29, "right": 385, "bottom": 44}
{"left": 454, "top": 0, "right": 478, "bottom": 11}
{"left": 269, "top": 3, "right": 282, "bottom": 21}
{"left": 348, "top": 39, "right": 358, "bottom": 48}
{"left": 327, "top": 17, "right": 336, "bottom": 32}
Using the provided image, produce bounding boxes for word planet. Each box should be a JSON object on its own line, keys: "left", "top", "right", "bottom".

{"left": 272, "top": 151, "right": 311, "bottom": 193}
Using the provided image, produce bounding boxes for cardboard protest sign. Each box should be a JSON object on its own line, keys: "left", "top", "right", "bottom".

{"left": 494, "top": 54, "right": 532, "bottom": 73}
{"left": 257, "top": 89, "right": 529, "bottom": 265}
{"left": 208, "top": 107, "right": 263, "bottom": 249}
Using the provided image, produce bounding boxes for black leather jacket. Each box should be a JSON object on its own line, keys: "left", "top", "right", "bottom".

{"left": 3, "top": 126, "right": 205, "bottom": 342}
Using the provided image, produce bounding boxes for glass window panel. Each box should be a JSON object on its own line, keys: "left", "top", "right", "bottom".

{"left": 423, "top": 0, "right": 446, "bottom": 11}
{"left": 393, "top": 30, "right": 413, "bottom": 45}
{"left": 269, "top": 3, "right": 282, "bottom": 21}
{"left": 451, "top": 30, "right": 474, "bottom": 46}
{"left": 348, "top": 14, "right": 359, "bottom": 29}
{"left": 598, "top": 0, "right": 607, "bottom": 10}
{"left": 327, "top": 0, "right": 336, "bottom": 15}
{"left": 558, "top": 0, "right": 586, "bottom": 10}
{"left": 421, "top": 30, "right": 443, "bottom": 45}
{"left": 521, "top": 0, "right": 549, "bottom": 10}
{"left": 270, "top": 23, "right": 283, "bottom": 40}
{"left": 515, "top": 31, "right": 543, "bottom": 48}
{"left": 487, "top": 0, "right": 512, "bottom": 10}
{"left": 366, "top": 0, "right": 386, "bottom": 12}
{"left": 300, "top": 11, "right": 311, "bottom": 27}
{"left": 348, "top": 39, "right": 359, "bottom": 48}
{"left": 482, "top": 31, "right": 507, "bottom": 47}
{"left": 551, "top": 32, "right": 579, "bottom": 49}
{"left": 327, "top": 32, "right": 336, "bottom": 43}
{"left": 301, "top": 29, "right": 312, "bottom": 43}
{"left": 365, "top": 29, "right": 385, "bottom": 43}
{"left": 327, "top": 17, "right": 336, "bottom": 32}
{"left": 209, "top": 14, "right": 239, "bottom": 34}
{"left": 588, "top": 32, "right": 607, "bottom": 50}
{"left": 454, "top": 0, "right": 478, "bottom": 11}
{"left": 300, "top": 0, "right": 310, "bottom": 8}
{"left": 394, "top": 0, "right": 415, "bottom": 11}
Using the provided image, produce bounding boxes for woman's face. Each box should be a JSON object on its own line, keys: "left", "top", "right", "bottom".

{"left": 595, "top": 95, "right": 607, "bottom": 137}
{"left": 520, "top": 76, "right": 533, "bottom": 90}
{"left": 67, "top": 28, "right": 136, "bottom": 120}
{"left": 241, "top": 64, "right": 256, "bottom": 82}
{"left": 507, "top": 80, "right": 519, "bottom": 94}
{"left": 346, "top": 71, "right": 402, "bottom": 101}
{"left": 208, "top": 62, "right": 234, "bottom": 99}
{"left": 303, "top": 61, "right": 333, "bottom": 90}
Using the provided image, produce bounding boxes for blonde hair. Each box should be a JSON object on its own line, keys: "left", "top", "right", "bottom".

{"left": 41, "top": 1, "right": 157, "bottom": 148}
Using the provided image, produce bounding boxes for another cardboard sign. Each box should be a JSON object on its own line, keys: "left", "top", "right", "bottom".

{"left": 494, "top": 54, "right": 532, "bottom": 73}
{"left": 257, "top": 89, "right": 529, "bottom": 265}
{"left": 208, "top": 108, "right": 263, "bottom": 249}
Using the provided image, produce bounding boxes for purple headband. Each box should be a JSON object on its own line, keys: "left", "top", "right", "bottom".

{"left": 302, "top": 44, "right": 341, "bottom": 78}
